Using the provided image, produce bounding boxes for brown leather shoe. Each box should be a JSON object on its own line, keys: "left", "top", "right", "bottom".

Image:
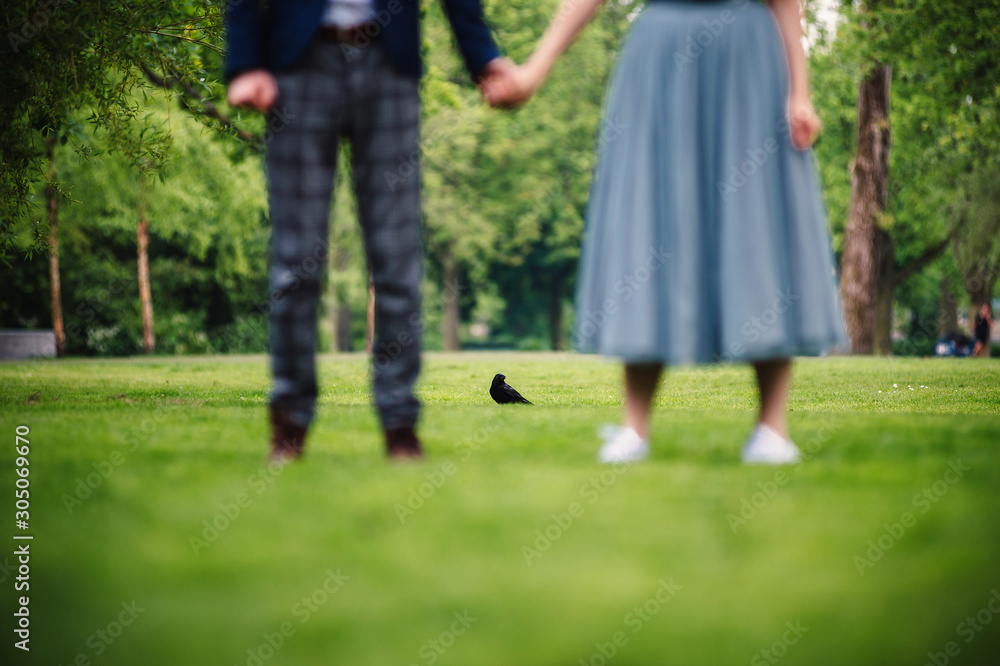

{"left": 385, "top": 426, "right": 423, "bottom": 460}
{"left": 270, "top": 406, "right": 307, "bottom": 464}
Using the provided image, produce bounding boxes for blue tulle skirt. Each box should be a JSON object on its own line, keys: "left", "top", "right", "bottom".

{"left": 573, "top": 0, "right": 847, "bottom": 363}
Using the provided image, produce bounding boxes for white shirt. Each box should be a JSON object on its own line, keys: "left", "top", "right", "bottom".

{"left": 323, "top": 0, "right": 375, "bottom": 28}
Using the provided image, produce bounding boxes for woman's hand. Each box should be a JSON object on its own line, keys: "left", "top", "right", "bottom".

{"left": 787, "top": 95, "right": 821, "bottom": 150}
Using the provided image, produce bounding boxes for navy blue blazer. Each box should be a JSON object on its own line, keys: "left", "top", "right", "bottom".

{"left": 225, "top": 0, "right": 500, "bottom": 81}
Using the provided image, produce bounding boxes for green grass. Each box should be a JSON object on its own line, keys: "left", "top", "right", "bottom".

{"left": 2, "top": 353, "right": 999, "bottom": 665}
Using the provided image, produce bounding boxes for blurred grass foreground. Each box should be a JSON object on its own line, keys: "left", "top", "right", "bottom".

{"left": 1, "top": 352, "right": 999, "bottom": 665}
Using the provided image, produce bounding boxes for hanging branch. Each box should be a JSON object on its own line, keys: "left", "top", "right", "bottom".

{"left": 893, "top": 217, "right": 969, "bottom": 289}
{"left": 140, "top": 63, "right": 262, "bottom": 152}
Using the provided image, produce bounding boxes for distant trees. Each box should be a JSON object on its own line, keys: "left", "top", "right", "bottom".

{"left": 817, "top": 0, "right": 1000, "bottom": 354}
{"left": 0, "top": 0, "right": 237, "bottom": 251}
{"left": 0, "top": 1, "right": 268, "bottom": 353}
{"left": 2, "top": 0, "right": 997, "bottom": 355}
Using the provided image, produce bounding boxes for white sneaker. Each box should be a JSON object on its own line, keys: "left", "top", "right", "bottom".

{"left": 741, "top": 423, "right": 801, "bottom": 465}
{"left": 597, "top": 424, "right": 649, "bottom": 464}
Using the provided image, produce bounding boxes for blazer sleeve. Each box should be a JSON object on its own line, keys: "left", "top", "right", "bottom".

{"left": 438, "top": 0, "right": 501, "bottom": 80}
{"left": 224, "top": 0, "right": 265, "bottom": 81}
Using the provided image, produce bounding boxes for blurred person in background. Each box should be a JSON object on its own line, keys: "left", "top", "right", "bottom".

{"left": 973, "top": 302, "right": 993, "bottom": 357}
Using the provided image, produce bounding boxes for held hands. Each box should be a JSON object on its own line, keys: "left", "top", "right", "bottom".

{"left": 787, "top": 95, "right": 821, "bottom": 150}
{"left": 227, "top": 69, "right": 278, "bottom": 112}
{"left": 227, "top": 59, "right": 547, "bottom": 112}
{"left": 227, "top": 59, "right": 820, "bottom": 149}
{"left": 478, "top": 57, "right": 543, "bottom": 110}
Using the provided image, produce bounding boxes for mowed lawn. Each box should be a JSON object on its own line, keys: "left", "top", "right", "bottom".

{"left": 1, "top": 353, "right": 999, "bottom": 666}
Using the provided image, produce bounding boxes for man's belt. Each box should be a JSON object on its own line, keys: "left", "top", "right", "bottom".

{"left": 316, "top": 22, "right": 378, "bottom": 44}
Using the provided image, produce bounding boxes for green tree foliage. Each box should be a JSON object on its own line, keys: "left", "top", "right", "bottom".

{"left": 950, "top": 166, "right": 1000, "bottom": 319}
{"left": 0, "top": 0, "right": 230, "bottom": 254}
{"left": 0, "top": 98, "right": 269, "bottom": 354}
{"left": 812, "top": 0, "right": 1000, "bottom": 352}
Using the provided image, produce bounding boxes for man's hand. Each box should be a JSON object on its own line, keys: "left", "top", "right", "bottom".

{"left": 227, "top": 69, "right": 278, "bottom": 112}
{"left": 478, "top": 57, "right": 538, "bottom": 110}
{"left": 787, "top": 95, "right": 821, "bottom": 150}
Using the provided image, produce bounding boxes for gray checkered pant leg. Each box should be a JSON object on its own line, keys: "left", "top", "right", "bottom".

{"left": 266, "top": 39, "right": 422, "bottom": 431}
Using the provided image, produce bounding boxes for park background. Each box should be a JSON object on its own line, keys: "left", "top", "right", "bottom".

{"left": 1, "top": 0, "right": 999, "bottom": 358}
{"left": 2, "top": 1, "right": 1000, "bottom": 666}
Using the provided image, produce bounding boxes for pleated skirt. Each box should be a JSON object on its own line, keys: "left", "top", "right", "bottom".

{"left": 574, "top": 0, "right": 847, "bottom": 364}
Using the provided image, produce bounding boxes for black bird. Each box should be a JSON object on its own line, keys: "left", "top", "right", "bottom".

{"left": 490, "top": 373, "right": 532, "bottom": 405}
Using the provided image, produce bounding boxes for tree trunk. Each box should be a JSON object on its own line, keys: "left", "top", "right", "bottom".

{"left": 938, "top": 277, "right": 958, "bottom": 336}
{"left": 549, "top": 276, "right": 563, "bottom": 351}
{"left": 873, "top": 227, "right": 894, "bottom": 355}
{"left": 46, "top": 137, "right": 65, "bottom": 357}
{"left": 442, "top": 248, "right": 460, "bottom": 351}
{"left": 136, "top": 178, "right": 155, "bottom": 352}
{"left": 334, "top": 304, "right": 353, "bottom": 352}
{"left": 329, "top": 245, "right": 353, "bottom": 352}
{"left": 366, "top": 271, "right": 375, "bottom": 354}
{"left": 840, "top": 63, "right": 892, "bottom": 354}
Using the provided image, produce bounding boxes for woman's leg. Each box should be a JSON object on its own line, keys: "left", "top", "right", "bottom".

{"left": 624, "top": 363, "right": 663, "bottom": 439}
{"left": 753, "top": 358, "right": 791, "bottom": 438}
